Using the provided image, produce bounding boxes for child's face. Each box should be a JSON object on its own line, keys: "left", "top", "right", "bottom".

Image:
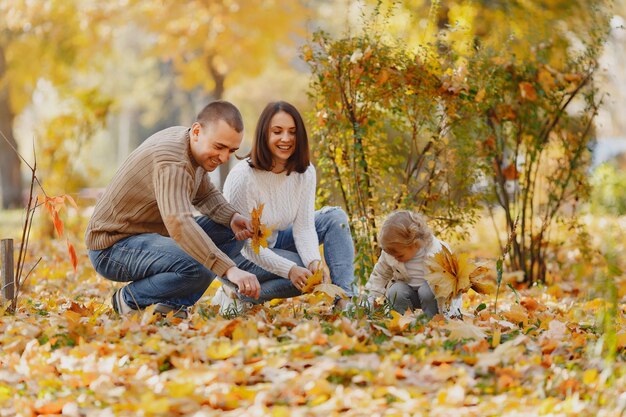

{"left": 388, "top": 243, "right": 421, "bottom": 263}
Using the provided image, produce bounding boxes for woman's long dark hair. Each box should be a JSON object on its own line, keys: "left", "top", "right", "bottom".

{"left": 248, "top": 101, "right": 310, "bottom": 174}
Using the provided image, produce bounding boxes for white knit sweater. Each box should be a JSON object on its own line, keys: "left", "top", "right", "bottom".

{"left": 223, "top": 160, "right": 321, "bottom": 278}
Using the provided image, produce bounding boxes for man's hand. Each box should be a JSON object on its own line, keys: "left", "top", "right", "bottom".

{"left": 225, "top": 266, "right": 260, "bottom": 299}
{"left": 308, "top": 260, "right": 330, "bottom": 283}
{"left": 288, "top": 265, "right": 312, "bottom": 291}
{"left": 230, "top": 213, "right": 253, "bottom": 241}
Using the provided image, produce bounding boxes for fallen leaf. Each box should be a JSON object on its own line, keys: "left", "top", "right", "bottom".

{"left": 388, "top": 310, "right": 415, "bottom": 333}
{"left": 311, "top": 283, "right": 346, "bottom": 299}
{"left": 443, "top": 320, "right": 488, "bottom": 340}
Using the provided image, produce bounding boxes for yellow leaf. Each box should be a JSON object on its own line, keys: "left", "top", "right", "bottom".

{"left": 166, "top": 381, "right": 196, "bottom": 398}
{"left": 583, "top": 369, "right": 598, "bottom": 385}
{"left": 301, "top": 269, "right": 323, "bottom": 293}
{"left": 492, "top": 327, "right": 501, "bottom": 347}
{"left": 502, "top": 304, "right": 528, "bottom": 325}
{"left": 426, "top": 247, "right": 480, "bottom": 308}
{"left": 388, "top": 310, "right": 415, "bottom": 333}
{"left": 311, "top": 283, "right": 347, "bottom": 299}
{"left": 140, "top": 392, "right": 170, "bottom": 414}
{"left": 251, "top": 204, "right": 273, "bottom": 254}
{"left": 0, "top": 384, "right": 11, "bottom": 402}
{"left": 443, "top": 320, "right": 487, "bottom": 340}
{"left": 470, "top": 266, "right": 495, "bottom": 294}
{"left": 206, "top": 341, "right": 240, "bottom": 360}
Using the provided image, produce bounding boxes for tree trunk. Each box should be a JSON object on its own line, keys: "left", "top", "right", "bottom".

{"left": 208, "top": 58, "right": 229, "bottom": 190}
{"left": 0, "top": 46, "right": 22, "bottom": 209}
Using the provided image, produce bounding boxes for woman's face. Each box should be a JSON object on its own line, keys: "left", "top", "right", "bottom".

{"left": 268, "top": 111, "right": 296, "bottom": 169}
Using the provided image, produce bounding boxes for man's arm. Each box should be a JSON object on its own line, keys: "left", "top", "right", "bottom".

{"left": 193, "top": 175, "right": 237, "bottom": 227}
{"left": 154, "top": 163, "right": 235, "bottom": 276}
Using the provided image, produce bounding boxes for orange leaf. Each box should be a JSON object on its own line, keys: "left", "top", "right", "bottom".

{"left": 67, "top": 239, "right": 78, "bottom": 271}
{"left": 519, "top": 82, "right": 537, "bottom": 101}
{"left": 35, "top": 399, "right": 67, "bottom": 414}
{"left": 218, "top": 318, "right": 242, "bottom": 338}
{"left": 501, "top": 163, "right": 519, "bottom": 180}
{"left": 52, "top": 209, "right": 64, "bottom": 237}
{"left": 250, "top": 204, "right": 272, "bottom": 254}
{"left": 62, "top": 194, "right": 79, "bottom": 210}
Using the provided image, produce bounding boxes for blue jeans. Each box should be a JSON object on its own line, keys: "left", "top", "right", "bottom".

{"left": 237, "top": 206, "right": 355, "bottom": 304}
{"left": 88, "top": 216, "right": 242, "bottom": 310}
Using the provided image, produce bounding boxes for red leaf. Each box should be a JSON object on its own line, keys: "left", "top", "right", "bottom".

{"left": 52, "top": 210, "right": 64, "bottom": 237}
{"left": 67, "top": 239, "right": 78, "bottom": 271}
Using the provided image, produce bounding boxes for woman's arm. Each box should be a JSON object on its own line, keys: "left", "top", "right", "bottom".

{"left": 224, "top": 163, "right": 299, "bottom": 279}
{"left": 292, "top": 165, "right": 321, "bottom": 269}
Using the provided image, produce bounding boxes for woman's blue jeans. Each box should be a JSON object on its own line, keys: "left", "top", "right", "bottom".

{"left": 88, "top": 216, "right": 242, "bottom": 310}
{"left": 237, "top": 206, "right": 356, "bottom": 304}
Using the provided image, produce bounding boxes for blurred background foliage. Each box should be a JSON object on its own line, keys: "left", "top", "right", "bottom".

{"left": 0, "top": 0, "right": 625, "bottom": 282}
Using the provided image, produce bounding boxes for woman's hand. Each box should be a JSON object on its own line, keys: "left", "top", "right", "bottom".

{"left": 288, "top": 265, "right": 312, "bottom": 291}
{"left": 308, "top": 260, "right": 330, "bottom": 283}
{"left": 230, "top": 213, "right": 253, "bottom": 240}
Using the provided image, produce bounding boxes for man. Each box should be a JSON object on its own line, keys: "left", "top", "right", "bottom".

{"left": 85, "top": 101, "right": 260, "bottom": 318}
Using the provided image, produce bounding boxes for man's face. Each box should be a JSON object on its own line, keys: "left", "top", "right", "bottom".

{"left": 190, "top": 119, "right": 243, "bottom": 172}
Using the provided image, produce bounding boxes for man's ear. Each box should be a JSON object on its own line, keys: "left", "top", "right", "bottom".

{"left": 191, "top": 122, "right": 202, "bottom": 139}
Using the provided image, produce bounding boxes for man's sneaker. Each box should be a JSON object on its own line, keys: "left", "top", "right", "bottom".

{"left": 154, "top": 303, "right": 190, "bottom": 319}
{"left": 210, "top": 285, "right": 250, "bottom": 317}
{"left": 111, "top": 288, "right": 137, "bottom": 315}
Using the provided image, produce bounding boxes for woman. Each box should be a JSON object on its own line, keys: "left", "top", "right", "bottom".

{"left": 212, "top": 101, "right": 355, "bottom": 314}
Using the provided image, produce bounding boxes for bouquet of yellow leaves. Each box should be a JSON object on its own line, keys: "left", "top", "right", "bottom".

{"left": 426, "top": 246, "right": 494, "bottom": 314}
{"left": 250, "top": 204, "right": 273, "bottom": 254}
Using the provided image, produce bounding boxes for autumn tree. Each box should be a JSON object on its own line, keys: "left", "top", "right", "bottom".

{"left": 306, "top": 1, "right": 612, "bottom": 283}
{"left": 304, "top": 28, "right": 481, "bottom": 281}
{"left": 0, "top": 0, "right": 114, "bottom": 208}
{"left": 132, "top": 0, "right": 310, "bottom": 188}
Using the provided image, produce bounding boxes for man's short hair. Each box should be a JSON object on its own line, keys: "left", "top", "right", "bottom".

{"left": 196, "top": 100, "right": 244, "bottom": 133}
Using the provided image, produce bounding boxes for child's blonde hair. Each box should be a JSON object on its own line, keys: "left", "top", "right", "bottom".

{"left": 379, "top": 210, "right": 433, "bottom": 253}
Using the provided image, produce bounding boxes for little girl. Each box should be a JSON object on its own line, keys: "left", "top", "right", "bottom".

{"left": 365, "top": 210, "right": 447, "bottom": 317}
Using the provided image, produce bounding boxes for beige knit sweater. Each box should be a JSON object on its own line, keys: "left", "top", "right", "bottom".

{"left": 85, "top": 126, "right": 238, "bottom": 277}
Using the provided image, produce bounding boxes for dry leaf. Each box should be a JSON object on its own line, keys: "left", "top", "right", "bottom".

{"left": 443, "top": 320, "right": 488, "bottom": 340}
{"left": 469, "top": 266, "right": 495, "bottom": 294}
{"left": 250, "top": 204, "right": 273, "bottom": 254}
{"left": 310, "top": 283, "right": 346, "bottom": 299}
{"left": 519, "top": 81, "right": 537, "bottom": 101}
{"left": 388, "top": 310, "right": 416, "bottom": 333}
{"left": 301, "top": 269, "right": 323, "bottom": 293}
{"left": 426, "top": 247, "right": 489, "bottom": 309}
{"left": 502, "top": 304, "right": 528, "bottom": 325}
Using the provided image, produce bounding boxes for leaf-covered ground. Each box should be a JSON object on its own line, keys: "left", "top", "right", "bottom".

{"left": 1, "top": 214, "right": 626, "bottom": 417}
